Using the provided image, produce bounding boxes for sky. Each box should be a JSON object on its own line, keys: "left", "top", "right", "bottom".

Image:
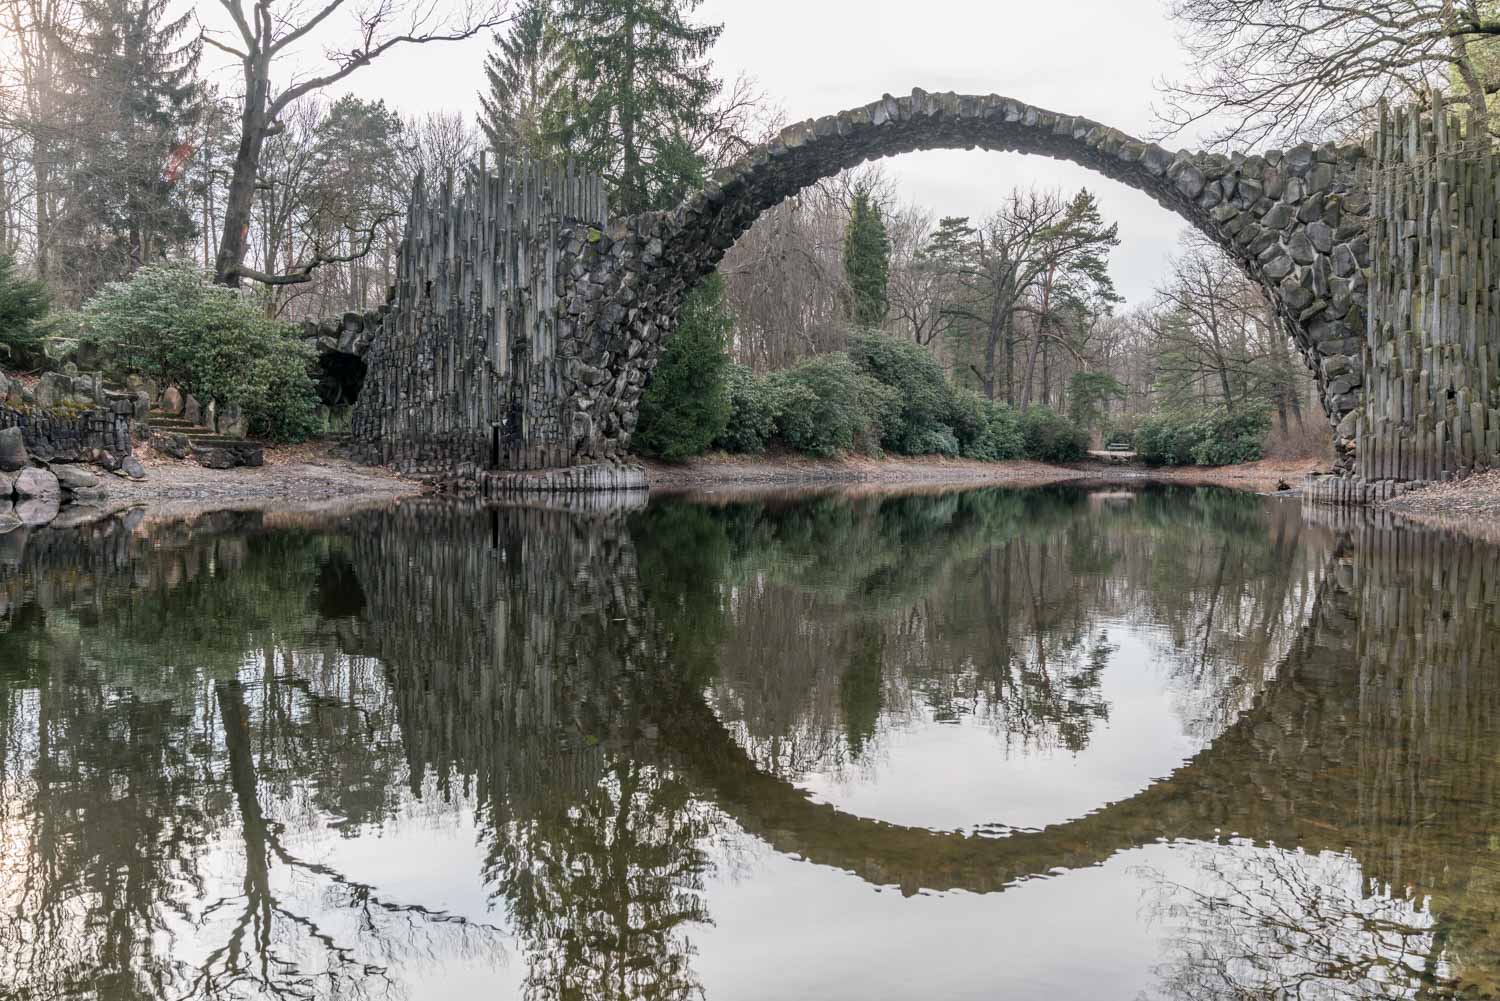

{"left": 194, "top": 0, "right": 1202, "bottom": 305}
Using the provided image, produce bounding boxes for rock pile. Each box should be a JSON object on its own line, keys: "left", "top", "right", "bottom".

{"left": 0, "top": 426, "right": 112, "bottom": 532}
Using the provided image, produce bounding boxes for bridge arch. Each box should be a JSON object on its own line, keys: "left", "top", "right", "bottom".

{"left": 558, "top": 89, "right": 1372, "bottom": 466}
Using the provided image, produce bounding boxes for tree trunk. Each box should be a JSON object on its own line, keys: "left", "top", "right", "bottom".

{"left": 215, "top": 74, "right": 272, "bottom": 287}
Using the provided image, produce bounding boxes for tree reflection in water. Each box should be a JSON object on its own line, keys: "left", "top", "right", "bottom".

{"left": 0, "top": 488, "right": 1496, "bottom": 999}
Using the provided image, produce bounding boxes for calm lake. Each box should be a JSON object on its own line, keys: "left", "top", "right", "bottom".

{"left": 2, "top": 485, "right": 1498, "bottom": 999}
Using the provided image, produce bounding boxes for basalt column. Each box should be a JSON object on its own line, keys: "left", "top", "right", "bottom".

{"left": 349, "top": 155, "right": 616, "bottom": 486}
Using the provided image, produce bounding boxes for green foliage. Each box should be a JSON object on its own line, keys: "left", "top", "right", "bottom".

{"left": 843, "top": 184, "right": 891, "bottom": 328}
{"left": 1135, "top": 409, "right": 1272, "bottom": 466}
{"left": 958, "top": 394, "right": 1026, "bottom": 461}
{"left": 848, "top": 331, "right": 956, "bottom": 454}
{"left": 1018, "top": 406, "right": 1089, "bottom": 463}
{"left": 634, "top": 274, "right": 732, "bottom": 460}
{"left": 769, "top": 353, "right": 896, "bottom": 457}
{"left": 554, "top": 0, "right": 723, "bottom": 213}
{"left": 55, "top": 0, "right": 201, "bottom": 300}
{"left": 0, "top": 254, "right": 51, "bottom": 368}
{"left": 714, "top": 363, "right": 779, "bottom": 454}
{"left": 479, "top": 0, "right": 566, "bottom": 162}
{"left": 1067, "top": 370, "right": 1126, "bottom": 434}
{"left": 81, "top": 262, "right": 319, "bottom": 442}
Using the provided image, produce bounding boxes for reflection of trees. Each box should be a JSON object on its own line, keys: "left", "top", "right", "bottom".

{"left": 1137, "top": 842, "right": 1454, "bottom": 1000}
{"left": 654, "top": 487, "right": 1330, "bottom": 784}
{"left": 486, "top": 761, "right": 712, "bottom": 1001}
{"left": 0, "top": 511, "right": 504, "bottom": 1000}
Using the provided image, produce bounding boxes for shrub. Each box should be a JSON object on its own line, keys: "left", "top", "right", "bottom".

{"left": 0, "top": 254, "right": 50, "bottom": 369}
{"left": 910, "top": 425, "right": 961, "bottom": 457}
{"left": 715, "top": 363, "right": 780, "bottom": 453}
{"left": 848, "top": 331, "right": 956, "bottom": 454}
{"left": 81, "top": 262, "right": 319, "bottom": 442}
{"left": 769, "top": 353, "right": 896, "bottom": 457}
{"left": 1019, "top": 405, "right": 1089, "bottom": 463}
{"left": 962, "top": 398, "right": 1026, "bottom": 461}
{"left": 1191, "top": 410, "right": 1272, "bottom": 465}
{"left": 634, "top": 274, "right": 732, "bottom": 460}
{"left": 1136, "top": 409, "right": 1271, "bottom": 466}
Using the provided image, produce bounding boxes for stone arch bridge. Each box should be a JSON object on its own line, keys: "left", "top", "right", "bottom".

{"left": 343, "top": 89, "right": 1494, "bottom": 496}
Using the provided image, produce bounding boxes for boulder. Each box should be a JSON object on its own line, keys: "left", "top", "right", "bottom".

{"left": 192, "top": 445, "right": 237, "bottom": 469}
{"left": 119, "top": 455, "right": 147, "bottom": 480}
{"left": 183, "top": 394, "right": 201, "bottom": 425}
{"left": 92, "top": 449, "right": 122, "bottom": 472}
{"left": 161, "top": 385, "right": 184, "bottom": 415}
{"left": 204, "top": 399, "right": 217, "bottom": 432}
{"left": 53, "top": 464, "right": 98, "bottom": 491}
{"left": 0, "top": 427, "right": 27, "bottom": 472}
{"left": 218, "top": 403, "right": 246, "bottom": 438}
{"left": 153, "top": 433, "right": 192, "bottom": 460}
{"left": 0, "top": 468, "right": 17, "bottom": 497}
{"left": 14, "top": 467, "right": 60, "bottom": 500}
{"left": 16, "top": 496, "right": 59, "bottom": 528}
{"left": 0, "top": 502, "right": 20, "bottom": 535}
{"left": 33, "top": 372, "right": 70, "bottom": 408}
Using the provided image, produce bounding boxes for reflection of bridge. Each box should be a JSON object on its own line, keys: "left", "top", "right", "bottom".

{"left": 336, "top": 497, "right": 1500, "bottom": 918}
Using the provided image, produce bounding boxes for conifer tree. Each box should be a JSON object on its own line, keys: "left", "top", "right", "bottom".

{"left": 478, "top": 0, "right": 566, "bottom": 162}
{"left": 843, "top": 185, "right": 891, "bottom": 329}
{"left": 633, "top": 272, "right": 732, "bottom": 459}
{"left": 553, "top": 0, "right": 723, "bottom": 213}
{"left": 58, "top": 0, "right": 201, "bottom": 296}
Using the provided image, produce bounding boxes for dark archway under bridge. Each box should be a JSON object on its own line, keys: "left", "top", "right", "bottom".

{"left": 348, "top": 89, "right": 1376, "bottom": 488}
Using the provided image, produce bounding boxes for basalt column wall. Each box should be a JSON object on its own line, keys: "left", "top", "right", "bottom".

{"left": 350, "top": 156, "right": 609, "bottom": 479}
{"left": 1310, "top": 98, "right": 1500, "bottom": 502}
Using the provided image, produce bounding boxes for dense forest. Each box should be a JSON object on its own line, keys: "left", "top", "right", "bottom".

{"left": 5, "top": 0, "right": 1495, "bottom": 459}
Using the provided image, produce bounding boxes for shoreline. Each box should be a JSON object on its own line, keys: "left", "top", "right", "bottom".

{"left": 66, "top": 441, "right": 1499, "bottom": 545}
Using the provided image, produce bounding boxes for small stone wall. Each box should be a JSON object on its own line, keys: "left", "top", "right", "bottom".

{"left": 0, "top": 405, "right": 132, "bottom": 462}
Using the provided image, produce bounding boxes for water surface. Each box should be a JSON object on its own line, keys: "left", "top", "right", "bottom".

{"left": 1, "top": 486, "right": 1498, "bottom": 999}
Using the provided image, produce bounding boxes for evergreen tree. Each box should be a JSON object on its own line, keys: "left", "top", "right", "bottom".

{"left": 478, "top": 0, "right": 567, "bottom": 162}
{"left": 554, "top": 0, "right": 723, "bottom": 213}
{"left": 0, "top": 255, "right": 51, "bottom": 368}
{"left": 843, "top": 184, "right": 891, "bottom": 328}
{"left": 633, "top": 272, "right": 732, "bottom": 460}
{"left": 56, "top": 0, "right": 201, "bottom": 297}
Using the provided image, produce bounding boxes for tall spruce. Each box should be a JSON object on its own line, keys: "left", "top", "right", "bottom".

{"left": 58, "top": 0, "right": 201, "bottom": 298}
{"left": 554, "top": 0, "right": 722, "bottom": 213}
{"left": 478, "top": 0, "right": 566, "bottom": 161}
{"left": 843, "top": 185, "right": 891, "bottom": 328}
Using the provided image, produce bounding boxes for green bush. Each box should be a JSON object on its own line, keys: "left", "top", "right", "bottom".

{"left": 0, "top": 254, "right": 51, "bottom": 369}
{"left": 769, "top": 353, "right": 896, "bottom": 457}
{"left": 634, "top": 274, "right": 732, "bottom": 460}
{"left": 715, "top": 363, "right": 780, "bottom": 454}
{"left": 1136, "top": 409, "right": 1271, "bottom": 466}
{"left": 911, "top": 425, "right": 961, "bottom": 457}
{"left": 1019, "top": 406, "right": 1089, "bottom": 463}
{"left": 81, "top": 262, "right": 319, "bottom": 442}
{"left": 848, "top": 331, "right": 957, "bottom": 455}
{"left": 962, "top": 398, "right": 1026, "bottom": 461}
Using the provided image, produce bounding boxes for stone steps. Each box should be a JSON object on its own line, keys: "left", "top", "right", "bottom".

{"left": 148, "top": 407, "right": 264, "bottom": 469}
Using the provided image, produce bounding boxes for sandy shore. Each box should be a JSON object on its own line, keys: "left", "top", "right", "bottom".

{"left": 642, "top": 452, "right": 1326, "bottom": 496}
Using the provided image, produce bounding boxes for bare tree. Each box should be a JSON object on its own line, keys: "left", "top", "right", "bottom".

{"left": 199, "top": 0, "right": 509, "bottom": 288}
{"left": 1160, "top": 0, "right": 1500, "bottom": 146}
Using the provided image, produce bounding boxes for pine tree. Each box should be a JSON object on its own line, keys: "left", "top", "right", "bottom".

{"left": 633, "top": 272, "right": 732, "bottom": 459}
{"left": 478, "top": 0, "right": 566, "bottom": 162}
{"left": 843, "top": 185, "right": 891, "bottom": 329}
{"left": 57, "top": 0, "right": 201, "bottom": 297}
{"left": 554, "top": 0, "right": 723, "bottom": 214}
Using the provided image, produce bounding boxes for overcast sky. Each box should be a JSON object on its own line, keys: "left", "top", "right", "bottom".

{"left": 198, "top": 0, "right": 1202, "bottom": 304}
